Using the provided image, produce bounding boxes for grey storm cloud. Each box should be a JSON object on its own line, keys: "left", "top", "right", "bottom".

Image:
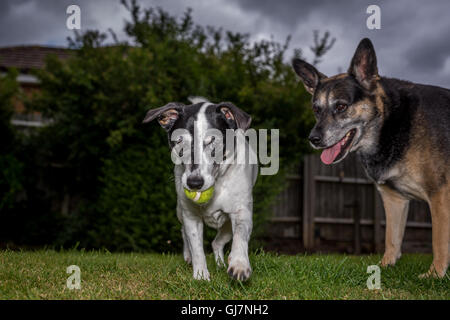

{"left": 407, "top": 35, "right": 450, "bottom": 72}
{"left": 0, "top": 0, "right": 449, "bottom": 87}
{"left": 229, "top": 0, "right": 450, "bottom": 86}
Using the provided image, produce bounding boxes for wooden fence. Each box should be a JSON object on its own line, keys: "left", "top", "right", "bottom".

{"left": 267, "top": 153, "right": 432, "bottom": 254}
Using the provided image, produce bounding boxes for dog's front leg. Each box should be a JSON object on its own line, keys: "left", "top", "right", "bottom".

{"left": 181, "top": 225, "right": 192, "bottom": 264}
{"left": 182, "top": 214, "right": 210, "bottom": 281}
{"left": 227, "top": 209, "right": 252, "bottom": 281}
{"left": 378, "top": 185, "right": 409, "bottom": 267}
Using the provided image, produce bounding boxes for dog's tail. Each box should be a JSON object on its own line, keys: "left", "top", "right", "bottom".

{"left": 188, "top": 96, "right": 209, "bottom": 104}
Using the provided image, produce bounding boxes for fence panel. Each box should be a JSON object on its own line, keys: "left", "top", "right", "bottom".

{"left": 269, "top": 154, "right": 432, "bottom": 253}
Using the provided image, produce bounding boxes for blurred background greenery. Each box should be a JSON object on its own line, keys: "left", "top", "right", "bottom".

{"left": 0, "top": 0, "right": 334, "bottom": 252}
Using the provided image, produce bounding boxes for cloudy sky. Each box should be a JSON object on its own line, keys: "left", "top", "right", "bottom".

{"left": 1, "top": 0, "right": 450, "bottom": 87}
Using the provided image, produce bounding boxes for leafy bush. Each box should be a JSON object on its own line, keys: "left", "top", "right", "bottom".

{"left": 0, "top": 69, "right": 22, "bottom": 212}
{"left": 6, "top": 1, "right": 331, "bottom": 252}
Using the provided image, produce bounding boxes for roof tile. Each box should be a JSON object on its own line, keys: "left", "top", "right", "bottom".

{"left": 0, "top": 45, "right": 73, "bottom": 71}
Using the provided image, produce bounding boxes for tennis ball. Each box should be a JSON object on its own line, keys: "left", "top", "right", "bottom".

{"left": 184, "top": 186, "right": 214, "bottom": 204}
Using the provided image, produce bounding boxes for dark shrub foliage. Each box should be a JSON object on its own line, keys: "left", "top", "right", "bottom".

{"left": 0, "top": 69, "right": 21, "bottom": 212}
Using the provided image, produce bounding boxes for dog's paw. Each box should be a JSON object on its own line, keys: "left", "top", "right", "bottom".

{"left": 213, "top": 250, "right": 226, "bottom": 268}
{"left": 418, "top": 264, "right": 447, "bottom": 279}
{"left": 184, "top": 253, "right": 192, "bottom": 265}
{"left": 215, "top": 256, "right": 226, "bottom": 268}
{"left": 193, "top": 267, "right": 210, "bottom": 281}
{"left": 227, "top": 258, "right": 252, "bottom": 281}
{"left": 380, "top": 252, "right": 400, "bottom": 267}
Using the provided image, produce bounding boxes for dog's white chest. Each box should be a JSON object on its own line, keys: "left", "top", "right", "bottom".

{"left": 202, "top": 210, "right": 228, "bottom": 229}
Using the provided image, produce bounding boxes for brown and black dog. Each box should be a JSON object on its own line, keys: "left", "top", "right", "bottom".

{"left": 293, "top": 38, "right": 449, "bottom": 278}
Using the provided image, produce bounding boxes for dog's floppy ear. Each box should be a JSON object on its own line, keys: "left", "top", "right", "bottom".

{"left": 292, "top": 58, "right": 326, "bottom": 94}
{"left": 217, "top": 102, "right": 252, "bottom": 131}
{"left": 142, "top": 102, "right": 184, "bottom": 130}
{"left": 348, "top": 38, "right": 379, "bottom": 89}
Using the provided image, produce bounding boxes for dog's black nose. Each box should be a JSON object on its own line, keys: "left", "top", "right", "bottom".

{"left": 309, "top": 135, "right": 322, "bottom": 146}
{"left": 187, "top": 175, "right": 204, "bottom": 190}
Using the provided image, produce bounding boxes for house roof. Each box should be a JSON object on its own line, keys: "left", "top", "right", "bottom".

{"left": 0, "top": 45, "right": 73, "bottom": 72}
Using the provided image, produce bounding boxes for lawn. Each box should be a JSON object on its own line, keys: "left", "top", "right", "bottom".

{"left": 0, "top": 250, "right": 448, "bottom": 299}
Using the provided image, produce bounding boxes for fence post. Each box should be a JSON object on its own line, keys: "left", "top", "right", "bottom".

{"left": 302, "top": 155, "right": 315, "bottom": 250}
{"left": 353, "top": 200, "right": 361, "bottom": 254}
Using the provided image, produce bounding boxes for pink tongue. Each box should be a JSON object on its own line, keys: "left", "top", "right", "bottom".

{"left": 320, "top": 141, "right": 342, "bottom": 165}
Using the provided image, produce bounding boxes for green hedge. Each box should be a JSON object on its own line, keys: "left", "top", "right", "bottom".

{"left": 0, "top": 69, "right": 22, "bottom": 212}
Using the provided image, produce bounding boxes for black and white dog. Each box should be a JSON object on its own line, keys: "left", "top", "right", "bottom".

{"left": 143, "top": 97, "right": 258, "bottom": 281}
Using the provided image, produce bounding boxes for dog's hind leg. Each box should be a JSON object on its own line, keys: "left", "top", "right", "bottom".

{"left": 378, "top": 185, "right": 410, "bottom": 267}
{"left": 181, "top": 225, "right": 192, "bottom": 264}
{"left": 419, "top": 187, "right": 449, "bottom": 278}
{"left": 212, "top": 220, "right": 232, "bottom": 268}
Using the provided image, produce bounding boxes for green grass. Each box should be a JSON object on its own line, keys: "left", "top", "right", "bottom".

{"left": 0, "top": 250, "right": 448, "bottom": 299}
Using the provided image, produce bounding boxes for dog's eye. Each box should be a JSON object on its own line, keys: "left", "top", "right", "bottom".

{"left": 335, "top": 104, "right": 348, "bottom": 112}
{"left": 176, "top": 136, "right": 183, "bottom": 144}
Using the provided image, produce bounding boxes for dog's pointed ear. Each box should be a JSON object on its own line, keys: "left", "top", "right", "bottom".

{"left": 217, "top": 102, "right": 252, "bottom": 131}
{"left": 348, "top": 38, "right": 379, "bottom": 89}
{"left": 142, "top": 102, "right": 184, "bottom": 130}
{"left": 292, "top": 58, "right": 326, "bottom": 94}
